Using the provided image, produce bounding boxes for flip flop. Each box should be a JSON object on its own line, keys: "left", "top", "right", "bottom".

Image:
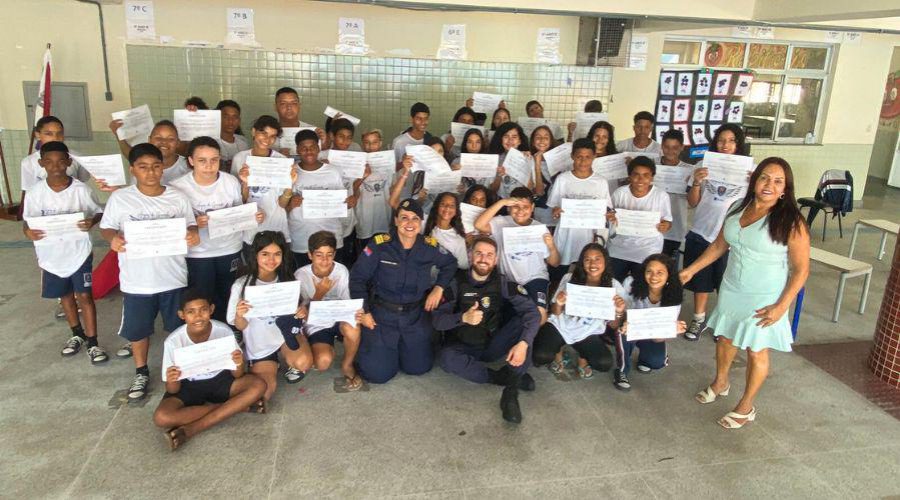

{"left": 718, "top": 407, "right": 757, "bottom": 429}
{"left": 344, "top": 374, "right": 364, "bottom": 392}
{"left": 165, "top": 427, "right": 188, "bottom": 451}
{"left": 247, "top": 399, "right": 267, "bottom": 414}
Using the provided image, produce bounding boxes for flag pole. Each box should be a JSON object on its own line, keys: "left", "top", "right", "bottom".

{"left": 28, "top": 43, "right": 52, "bottom": 157}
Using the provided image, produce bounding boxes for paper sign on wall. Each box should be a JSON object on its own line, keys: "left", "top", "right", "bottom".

{"left": 755, "top": 27, "right": 775, "bottom": 39}
{"left": 627, "top": 35, "right": 648, "bottom": 70}
{"left": 535, "top": 28, "right": 562, "bottom": 64}
{"left": 125, "top": 0, "right": 156, "bottom": 41}
{"left": 336, "top": 17, "right": 369, "bottom": 55}
{"left": 437, "top": 24, "right": 467, "bottom": 60}
{"left": 226, "top": 8, "right": 256, "bottom": 46}
{"left": 844, "top": 32, "right": 862, "bottom": 44}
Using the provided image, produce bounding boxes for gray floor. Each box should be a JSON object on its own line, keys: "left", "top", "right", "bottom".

{"left": 0, "top": 178, "right": 898, "bottom": 499}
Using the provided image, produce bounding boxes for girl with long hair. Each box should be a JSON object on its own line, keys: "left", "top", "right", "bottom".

{"left": 488, "top": 122, "right": 533, "bottom": 199}
{"left": 423, "top": 192, "right": 469, "bottom": 269}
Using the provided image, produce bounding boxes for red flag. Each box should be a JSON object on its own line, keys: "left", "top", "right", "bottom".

{"left": 34, "top": 46, "right": 52, "bottom": 121}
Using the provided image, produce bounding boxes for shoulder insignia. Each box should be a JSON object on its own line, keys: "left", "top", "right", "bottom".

{"left": 424, "top": 236, "right": 438, "bottom": 247}
{"left": 374, "top": 234, "right": 391, "bottom": 245}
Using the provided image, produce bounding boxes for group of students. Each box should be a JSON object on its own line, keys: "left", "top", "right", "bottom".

{"left": 20, "top": 87, "right": 809, "bottom": 449}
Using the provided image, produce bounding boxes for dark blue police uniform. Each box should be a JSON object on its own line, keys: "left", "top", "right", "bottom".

{"left": 349, "top": 229, "right": 458, "bottom": 383}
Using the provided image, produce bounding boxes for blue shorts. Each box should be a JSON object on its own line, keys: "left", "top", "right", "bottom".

{"left": 522, "top": 278, "right": 550, "bottom": 309}
{"left": 118, "top": 288, "right": 184, "bottom": 342}
{"left": 308, "top": 325, "right": 340, "bottom": 346}
{"left": 41, "top": 255, "right": 93, "bottom": 299}
{"left": 163, "top": 371, "right": 234, "bottom": 407}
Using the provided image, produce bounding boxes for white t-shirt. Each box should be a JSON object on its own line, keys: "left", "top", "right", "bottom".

{"left": 355, "top": 170, "right": 393, "bottom": 239}
{"left": 20, "top": 151, "right": 91, "bottom": 192}
{"left": 391, "top": 131, "right": 425, "bottom": 164}
{"left": 548, "top": 274, "right": 625, "bottom": 344}
{"left": 294, "top": 263, "right": 351, "bottom": 335}
{"left": 23, "top": 179, "right": 102, "bottom": 278}
{"left": 661, "top": 160, "right": 693, "bottom": 243}
{"left": 547, "top": 171, "right": 611, "bottom": 264}
{"left": 431, "top": 226, "right": 469, "bottom": 269}
{"left": 169, "top": 172, "right": 244, "bottom": 258}
{"left": 226, "top": 276, "right": 286, "bottom": 360}
{"left": 216, "top": 135, "right": 250, "bottom": 172}
{"left": 616, "top": 138, "right": 662, "bottom": 155}
{"left": 99, "top": 185, "right": 196, "bottom": 294}
{"left": 497, "top": 150, "right": 535, "bottom": 200}
{"left": 689, "top": 161, "right": 747, "bottom": 243}
{"left": 620, "top": 276, "right": 662, "bottom": 310}
{"left": 608, "top": 185, "right": 672, "bottom": 264}
{"left": 489, "top": 215, "right": 550, "bottom": 284}
{"left": 231, "top": 149, "right": 292, "bottom": 244}
{"left": 288, "top": 164, "right": 346, "bottom": 253}
{"left": 160, "top": 156, "right": 191, "bottom": 186}
{"left": 161, "top": 320, "right": 236, "bottom": 382}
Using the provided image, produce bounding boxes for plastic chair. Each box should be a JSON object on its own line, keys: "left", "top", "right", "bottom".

{"left": 798, "top": 169, "right": 853, "bottom": 241}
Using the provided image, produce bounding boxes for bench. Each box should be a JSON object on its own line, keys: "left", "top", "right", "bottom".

{"left": 848, "top": 219, "right": 899, "bottom": 261}
{"left": 808, "top": 247, "right": 873, "bottom": 322}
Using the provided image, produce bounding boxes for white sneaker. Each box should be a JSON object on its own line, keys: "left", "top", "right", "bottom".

{"left": 61, "top": 336, "right": 85, "bottom": 356}
{"left": 116, "top": 343, "right": 133, "bottom": 358}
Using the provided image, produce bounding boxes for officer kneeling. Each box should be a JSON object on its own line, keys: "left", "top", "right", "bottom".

{"left": 433, "top": 236, "right": 540, "bottom": 423}
{"left": 349, "top": 199, "right": 458, "bottom": 384}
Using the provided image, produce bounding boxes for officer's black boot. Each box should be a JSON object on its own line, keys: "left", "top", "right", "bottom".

{"left": 500, "top": 375, "right": 523, "bottom": 424}
{"left": 489, "top": 366, "right": 536, "bottom": 392}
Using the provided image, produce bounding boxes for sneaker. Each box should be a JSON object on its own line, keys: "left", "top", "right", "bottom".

{"left": 128, "top": 373, "right": 150, "bottom": 400}
{"left": 636, "top": 363, "right": 652, "bottom": 373}
{"left": 685, "top": 318, "right": 706, "bottom": 341}
{"left": 55, "top": 300, "right": 66, "bottom": 319}
{"left": 284, "top": 367, "right": 306, "bottom": 384}
{"left": 61, "top": 336, "right": 85, "bottom": 356}
{"left": 613, "top": 371, "right": 631, "bottom": 392}
{"left": 116, "top": 343, "right": 133, "bottom": 358}
{"left": 87, "top": 345, "right": 109, "bottom": 364}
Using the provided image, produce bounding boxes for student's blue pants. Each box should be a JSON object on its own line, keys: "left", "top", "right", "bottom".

{"left": 187, "top": 252, "right": 241, "bottom": 322}
{"left": 438, "top": 316, "right": 531, "bottom": 384}
{"left": 357, "top": 307, "right": 433, "bottom": 384}
{"left": 613, "top": 329, "right": 668, "bottom": 375}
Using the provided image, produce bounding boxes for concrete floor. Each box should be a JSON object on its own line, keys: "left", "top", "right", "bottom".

{"left": 0, "top": 178, "right": 898, "bottom": 499}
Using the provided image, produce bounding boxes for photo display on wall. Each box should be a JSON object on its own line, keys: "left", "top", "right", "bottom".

{"left": 654, "top": 69, "right": 753, "bottom": 147}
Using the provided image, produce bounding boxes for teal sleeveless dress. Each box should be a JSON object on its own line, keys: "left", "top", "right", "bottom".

{"left": 706, "top": 210, "right": 793, "bottom": 352}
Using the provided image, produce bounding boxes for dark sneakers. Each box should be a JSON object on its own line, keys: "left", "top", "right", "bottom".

{"left": 87, "top": 345, "right": 109, "bottom": 364}
{"left": 613, "top": 370, "right": 631, "bottom": 392}
{"left": 61, "top": 336, "right": 85, "bottom": 356}
{"left": 128, "top": 373, "right": 150, "bottom": 400}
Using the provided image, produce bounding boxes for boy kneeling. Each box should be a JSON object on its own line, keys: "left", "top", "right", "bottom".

{"left": 154, "top": 289, "right": 266, "bottom": 451}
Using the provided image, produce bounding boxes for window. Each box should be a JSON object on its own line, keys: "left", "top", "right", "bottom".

{"left": 661, "top": 37, "right": 831, "bottom": 143}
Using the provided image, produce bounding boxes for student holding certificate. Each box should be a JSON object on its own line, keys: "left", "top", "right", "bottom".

{"left": 488, "top": 122, "right": 533, "bottom": 199}
{"left": 20, "top": 117, "right": 91, "bottom": 196}
{"left": 616, "top": 111, "right": 662, "bottom": 155}
{"left": 355, "top": 129, "right": 395, "bottom": 250}
{"left": 423, "top": 193, "right": 470, "bottom": 270}
{"left": 613, "top": 254, "right": 686, "bottom": 392}
{"left": 100, "top": 143, "right": 200, "bottom": 401}
{"left": 155, "top": 290, "right": 266, "bottom": 451}
{"left": 529, "top": 125, "right": 555, "bottom": 199}
{"left": 565, "top": 100, "right": 604, "bottom": 142}
{"left": 588, "top": 121, "right": 618, "bottom": 158}
{"left": 453, "top": 128, "right": 497, "bottom": 192}
{"left": 533, "top": 243, "right": 625, "bottom": 380}
{"left": 658, "top": 129, "right": 694, "bottom": 257}
{"left": 321, "top": 118, "right": 366, "bottom": 267}
{"left": 214, "top": 100, "right": 250, "bottom": 173}
{"left": 441, "top": 106, "right": 477, "bottom": 162}
{"left": 108, "top": 120, "right": 191, "bottom": 188}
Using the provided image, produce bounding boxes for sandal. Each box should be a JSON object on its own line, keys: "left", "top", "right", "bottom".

{"left": 695, "top": 384, "right": 730, "bottom": 404}
{"left": 165, "top": 427, "right": 188, "bottom": 451}
{"left": 718, "top": 407, "right": 757, "bottom": 429}
{"left": 344, "top": 374, "right": 364, "bottom": 392}
{"left": 247, "top": 399, "right": 267, "bottom": 414}
{"left": 549, "top": 360, "right": 565, "bottom": 374}
{"left": 576, "top": 365, "right": 594, "bottom": 379}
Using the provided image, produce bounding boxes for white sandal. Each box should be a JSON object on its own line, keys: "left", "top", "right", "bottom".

{"left": 695, "top": 384, "right": 730, "bottom": 404}
{"left": 718, "top": 407, "right": 757, "bottom": 429}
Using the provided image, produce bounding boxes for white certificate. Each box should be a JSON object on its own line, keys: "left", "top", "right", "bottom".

{"left": 424, "top": 169, "right": 463, "bottom": 192}
{"left": 366, "top": 150, "right": 395, "bottom": 179}
{"left": 123, "top": 218, "right": 188, "bottom": 259}
{"left": 459, "top": 203, "right": 485, "bottom": 233}
{"left": 592, "top": 153, "right": 629, "bottom": 181}
{"left": 173, "top": 110, "right": 221, "bottom": 141}
{"left": 246, "top": 156, "right": 294, "bottom": 190}
{"left": 626, "top": 306, "right": 681, "bottom": 341}
{"left": 406, "top": 144, "right": 451, "bottom": 173}
{"left": 207, "top": 202, "right": 258, "bottom": 240}
{"left": 703, "top": 152, "right": 753, "bottom": 187}
{"left": 502, "top": 224, "right": 548, "bottom": 255}
{"left": 26, "top": 212, "right": 87, "bottom": 247}
{"left": 615, "top": 209, "right": 661, "bottom": 238}
{"left": 543, "top": 142, "right": 573, "bottom": 177}
{"left": 450, "top": 122, "right": 484, "bottom": 144}
{"left": 573, "top": 112, "right": 608, "bottom": 140}
{"left": 172, "top": 336, "right": 238, "bottom": 380}
{"left": 516, "top": 117, "right": 551, "bottom": 139}
{"left": 243, "top": 281, "right": 302, "bottom": 318}
{"left": 327, "top": 149, "right": 367, "bottom": 179}
{"left": 278, "top": 125, "right": 317, "bottom": 155}
{"left": 565, "top": 284, "right": 616, "bottom": 320}
{"left": 307, "top": 299, "right": 364, "bottom": 327}
{"left": 560, "top": 198, "right": 607, "bottom": 229}
{"left": 111, "top": 104, "right": 154, "bottom": 142}
{"left": 324, "top": 106, "right": 361, "bottom": 127}
{"left": 654, "top": 165, "right": 692, "bottom": 195}
{"left": 502, "top": 148, "right": 532, "bottom": 187}
{"left": 74, "top": 154, "right": 127, "bottom": 186}
{"left": 302, "top": 190, "right": 348, "bottom": 219}
{"left": 471, "top": 91, "right": 502, "bottom": 113}
{"left": 459, "top": 153, "right": 498, "bottom": 179}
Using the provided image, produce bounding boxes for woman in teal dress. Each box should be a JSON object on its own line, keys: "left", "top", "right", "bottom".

{"left": 680, "top": 157, "right": 810, "bottom": 429}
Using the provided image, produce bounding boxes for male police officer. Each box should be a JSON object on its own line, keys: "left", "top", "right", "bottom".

{"left": 432, "top": 236, "right": 540, "bottom": 423}
{"left": 349, "top": 199, "right": 457, "bottom": 383}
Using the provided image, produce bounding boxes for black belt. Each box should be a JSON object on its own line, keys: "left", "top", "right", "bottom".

{"left": 372, "top": 296, "right": 423, "bottom": 313}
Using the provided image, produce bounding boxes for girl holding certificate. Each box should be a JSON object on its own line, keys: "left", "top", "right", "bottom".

{"left": 588, "top": 121, "right": 618, "bottom": 158}
{"left": 682, "top": 158, "right": 809, "bottom": 429}
{"left": 454, "top": 129, "right": 497, "bottom": 192}
{"left": 489, "top": 122, "right": 533, "bottom": 199}
{"left": 613, "top": 253, "right": 686, "bottom": 391}
{"left": 423, "top": 192, "right": 469, "bottom": 270}
{"left": 532, "top": 243, "right": 625, "bottom": 379}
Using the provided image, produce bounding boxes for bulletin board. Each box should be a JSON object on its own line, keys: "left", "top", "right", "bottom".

{"left": 653, "top": 69, "right": 753, "bottom": 147}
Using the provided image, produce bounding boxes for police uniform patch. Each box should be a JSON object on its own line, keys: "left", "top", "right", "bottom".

{"left": 480, "top": 296, "right": 491, "bottom": 309}
{"left": 374, "top": 234, "right": 391, "bottom": 245}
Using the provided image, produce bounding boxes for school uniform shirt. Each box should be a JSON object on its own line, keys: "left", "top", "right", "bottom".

{"left": 391, "top": 131, "right": 425, "bottom": 165}
{"left": 226, "top": 276, "right": 286, "bottom": 360}
{"left": 620, "top": 276, "right": 660, "bottom": 310}
{"left": 169, "top": 172, "right": 244, "bottom": 258}
{"left": 20, "top": 151, "right": 91, "bottom": 192}
{"left": 216, "top": 135, "right": 251, "bottom": 173}
{"left": 489, "top": 215, "right": 550, "bottom": 285}
{"left": 161, "top": 320, "right": 236, "bottom": 382}
{"left": 689, "top": 161, "right": 747, "bottom": 243}
{"left": 288, "top": 164, "right": 346, "bottom": 253}
{"left": 662, "top": 161, "right": 694, "bottom": 243}
{"left": 295, "top": 262, "right": 351, "bottom": 335}
{"left": 497, "top": 151, "right": 535, "bottom": 200}
{"left": 230, "top": 149, "right": 292, "bottom": 244}
{"left": 23, "top": 178, "right": 103, "bottom": 278}
{"left": 548, "top": 273, "right": 626, "bottom": 344}
{"left": 160, "top": 156, "right": 192, "bottom": 187}
{"left": 547, "top": 171, "right": 611, "bottom": 265}
{"left": 431, "top": 226, "right": 469, "bottom": 269}
{"left": 99, "top": 185, "right": 196, "bottom": 295}
{"left": 608, "top": 185, "right": 672, "bottom": 264}
{"left": 355, "top": 169, "right": 393, "bottom": 239}
{"left": 615, "top": 138, "right": 662, "bottom": 156}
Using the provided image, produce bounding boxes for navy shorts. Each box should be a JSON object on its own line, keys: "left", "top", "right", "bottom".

{"left": 41, "top": 254, "right": 93, "bottom": 299}
{"left": 522, "top": 278, "right": 550, "bottom": 309}
{"left": 118, "top": 288, "right": 184, "bottom": 342}
{"left": 683, "top": 231, "right": 728, "bottom": 293}
{"left": 308, "top": 325, "right": 340, "bottom": 346}
{"left": 249, "top": 349, "right": 279, "bottom": 366}
{"left": 163, "top": 371, "right": 234, "bottom": 407}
